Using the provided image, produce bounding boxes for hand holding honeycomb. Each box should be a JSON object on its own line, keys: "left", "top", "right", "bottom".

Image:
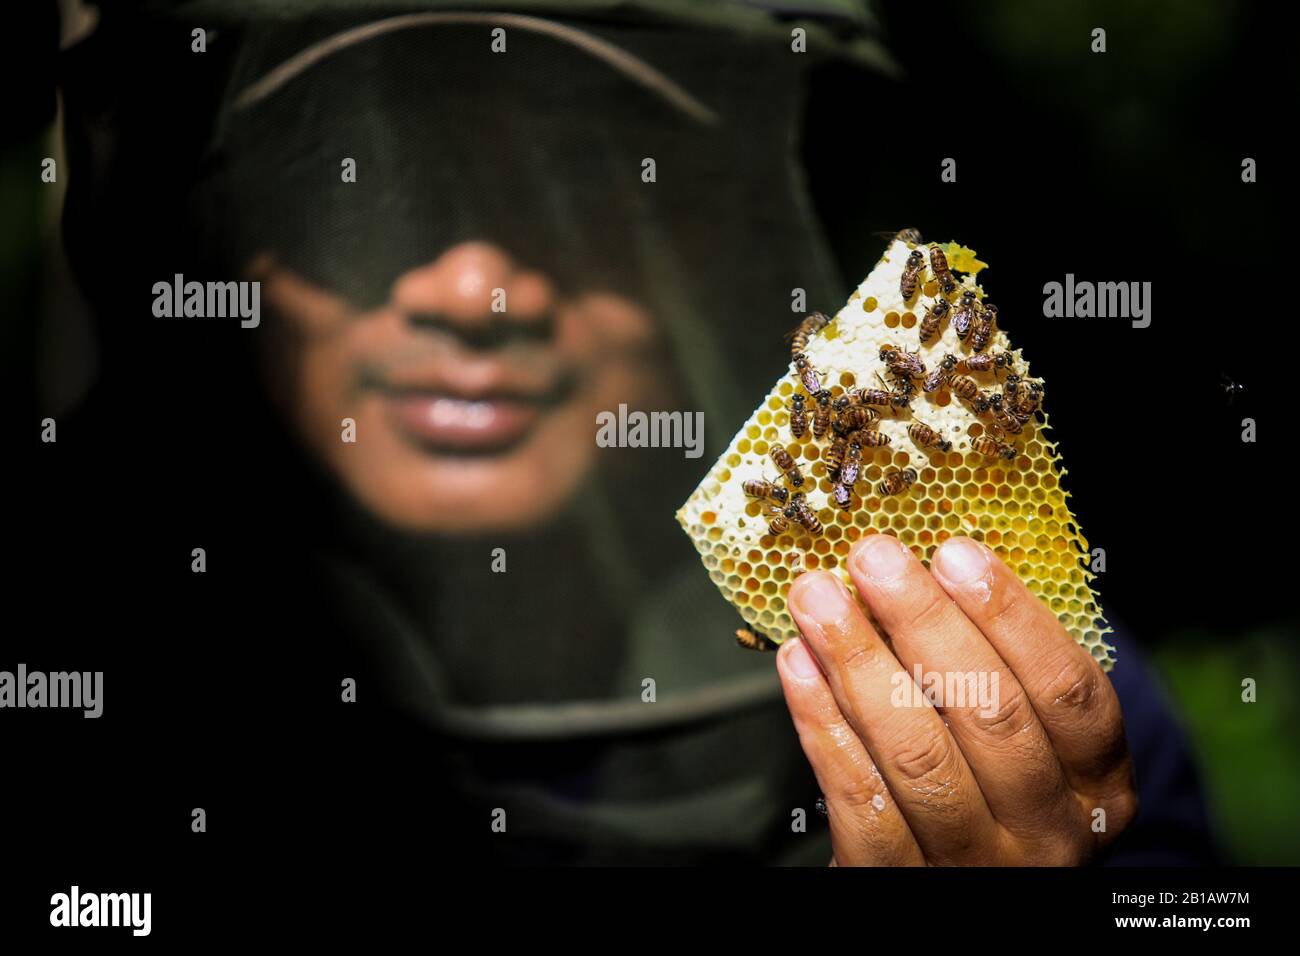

{"left": 677, "top": 234, "right": 1115, "bottom": 670}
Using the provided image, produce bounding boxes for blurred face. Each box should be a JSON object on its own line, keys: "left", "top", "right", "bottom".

{"left": 249, "top": 241, "right": 665, "bottom": 533}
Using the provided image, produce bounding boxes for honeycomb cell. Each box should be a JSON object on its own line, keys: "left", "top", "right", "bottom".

{"left": 677, "top": 237, "right": 1113, "bottom": 669}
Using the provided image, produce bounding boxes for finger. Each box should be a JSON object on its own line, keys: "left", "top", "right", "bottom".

{"left": 777, "top": 638, "right": 925, "bottom": 866}
{"left": 788, "top": 571, "right": 1004, "bottom": 864}
{"left": 845, "top": 535, "right": 1078, "bottom": 839}
{"left": 930, "top": 537, "right": 1134, "bottom": 809}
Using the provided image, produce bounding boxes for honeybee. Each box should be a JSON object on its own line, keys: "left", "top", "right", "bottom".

{"left": 973, "top": 389, "right": 1003, "bottom": 415}
{"left": 918, "top": 297, "right": 950, "bottom": 344}
{"left": 859, "top": 375, "right": 911, "bottom": 410}
{"left": 893, "top": 227, "right": 924, "bottom": 245}
{"left": 770, "top": 443, "right": 804, "bottom": 488}
{"left": 838, "top": 441, "right": 863, "bottom": 487}
{"left": 949, "top": 373, "right": 980, "bottom": 402}
{"left": 973, "top": 434, "right": 1017, "bottom": 460}
{"left": 877, "top": 467, "right": 918, "bottom": 497}
{"left": 823, "top": 436, "right": 847, "bottom": 475}
{"left": 790, "top": 493, "right": 823, "bottom": 534}
{"left": 765, "top": 503, "right": 791, "bottom": 536}
{"left": 952, "top": 291, "right": 979, "bottom": 341}
{"left": 900, "top": 250, "right": 925, "bottom": 301}
{"left": 834, "top": 402, "right": 877, "bottom": 435}
{"left": 908, "top": 421, "right": 953, "bottom": 453}
{"left": 789, "top": 394, "right": 809, "bottom": 439}
{"left": 743, "top": 478, "right": 790, "bottom": 505}
{"left": 923, "top": 354, "right": 958, "bottom": 393}
{"left": 812, "top": 390, "right": 833, "bottom": 438}
{"left": 992, "top": 407, "right": 1026, "bottom": 434}
{"left": 880, "top": 344, "right": 926, "bottom": 380}
{"left": 856, "top": 430, "right": 893, "bottom": 447}
{"left": 929, "top": 245, "right": 957, "bottom": 294}
{"left": 789, "top": 312, "right": 831, "bottom": 358}
{"left": 1010, "top": 379, "right": 1043, "bottom": 418}
{"left": 971, "top": 302, "right": 996, "bottom": 352}
{"left": 793, "top": 352, "right": 821, "bottom": 394}
{"left": 960, "top": 350, "right": 1014, "bottom": 375}
{"left": 735, "top": 627, "right": 778, "bottom": 652}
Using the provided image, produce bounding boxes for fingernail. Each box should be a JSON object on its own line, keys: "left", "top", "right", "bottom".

{"left": 791, "top": 572, "right": 852, "bottom": 624}
{"left": 853, "top": 534, "right": 909, "bottom": 582}
{"left": 783, "top": 638, "right": 822, "bottom": 681}
{"left": 935, "top": 537, "right": 991, "bottom": 585}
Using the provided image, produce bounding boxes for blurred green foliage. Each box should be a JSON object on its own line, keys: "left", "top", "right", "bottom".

{"left": 1152, "top": 628, "right": 1300, "bottom": 864}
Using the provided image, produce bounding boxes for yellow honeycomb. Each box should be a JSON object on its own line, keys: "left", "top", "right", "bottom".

{"left": 676, "top": 236, "right": 1115, "bottom": 670}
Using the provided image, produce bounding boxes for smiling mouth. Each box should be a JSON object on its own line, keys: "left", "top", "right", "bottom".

{"left": 374, "top": 377, "right": 577, "bottom": 457}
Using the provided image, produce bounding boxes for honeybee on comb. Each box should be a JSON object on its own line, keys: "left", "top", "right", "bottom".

{"left": 923, "top": 354, "right": 958, "bottom": 393}
{"left": 929, "top": 245, "right": 958, "bottom": 294}
{"left": 973, "top": 434, "right": 1017, "bottom": 461}
{"left": 877, "top": 467, "right": 918, "bottom": 497}
{"left": 788, "top": 312, "right": 831, "bottom": 359}
{"left": 788, "top": 393, "right": 809, "bottom": 439}
{"left": 918, "top": 297, "right": 950, "bottom": 344}
{"left": 743, "top": 478, "right": 789, "bottom": 506}
{"left": 900, "top": 250, "right": 925, "bottom": 301}
{"left": 908, "top": 420, "right": 953, "bottom": 453}
{"left": 952, "top": 291, "right": 979, "bottom": 341}
{"left": 793, "top": 352, "right": 822, "bottom": 394}
{"left": 770, "top": 443, "right": 805, "bottom": 488}
{"left": 812, "top": 390, "right": 833, "bottom": 438}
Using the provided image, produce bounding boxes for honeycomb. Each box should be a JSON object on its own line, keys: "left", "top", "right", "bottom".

{"left": 676, "top": 236, "right": 1115, "bottom": 670}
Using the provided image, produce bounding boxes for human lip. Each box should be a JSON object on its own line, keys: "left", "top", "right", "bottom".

{"left": 382, "top": 391, "right": 547, "bottom": 454}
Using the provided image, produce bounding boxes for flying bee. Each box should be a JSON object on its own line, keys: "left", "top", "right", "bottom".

{"left": 949, "top": 373, "right": 980, "bottom": 402}
{"left": 790, "top": 493, "right": 823, "bottom": 534}
{"left": 929, "top": 245, "right": 957, "bottom": 294}
{"left": 812, "top": 390, "right": 833, "bottom": 438}
{"left": 900, "top": 250, "right": 925, "bottom": 301}
{"left": 770, "top": 443, "right": 804, "bottom": 488}
{"left": 743, "top": 478, "right": 789, "bottom": 506}
{"left": 788, "top": 312, "right": 831, "bottom": 358}
{"left": 838, "top": 441, "right": 863, "bottom": 488}
{"left": 880, "top": 343, "right": 926, "bottom": 380}
{"left": 892, "top": 227, "right": 924, "bottom": 245}
{"left": 877, "top": 467, "right": 918, "bottom": 497}
{"left": 973, "top": 434, "right": 1017, "bottom": 460}
{"left": 923, "top": 353, "right": 958, "bottom": 393}
{"left": 793, "top": 352, "right": 821, "bottom": 394}
{"left": 918, "top": 297, "right": 950, "bottom": 344}
{"left": 971, "top": 303, "right": 996, "bottom": 352}
{"left": 834, "top": 402, "right": 877, "bottom": 436}
{"left": 832, "top": 482, "right": 852, "bottom": 511}
{"left": 1220, "top": 373, "right": 1245, "bottom": 406}
{"left": 788, "top": 393, "right": 809, "bottom": 439}
{"left": 952, "top": 291, "right": 979, "bottom": 341}
{"left": 908, "top": 420, "right": 953, "bottom": 453}
{"left": 735, "top": 627, "right": 778, "bottom": 652}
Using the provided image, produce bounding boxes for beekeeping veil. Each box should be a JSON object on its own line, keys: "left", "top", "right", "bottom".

{"left": 61, "top": 0, "right": 895, "bottom": 858}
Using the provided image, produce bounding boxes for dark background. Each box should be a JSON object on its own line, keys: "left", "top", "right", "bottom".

{"left": 1, "top": 0, "right": 1295, "bottom": 926}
